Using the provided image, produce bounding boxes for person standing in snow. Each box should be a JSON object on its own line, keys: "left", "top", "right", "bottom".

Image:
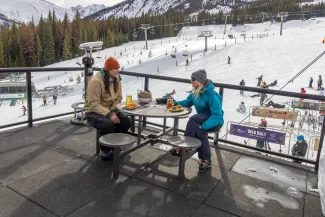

{"left": 256, "top": 119, "right": 267, "bottom": 149}
{"left": 237, "top": 102, "right": 246, "bottom": 113}
{"left": 42, "top": 95, "right": 47, "bottom": 106}
{"left": 300, "top": 88, "right": 306, "bottom": 101}
{"left": 309, "top": 77, "right": 313, "bottom": 88}
{"left": 186, "top": 59, "right": 189, "bottom": 66}
{"left": 318, "top": 75, "right": 323, "bottom": 90}
{"left": 21, "top": 105, "right": 27, "bottom": 116}
{"left": 228, "top": 56, "right": 231, "bottom": 64}
{"left": 291, "top": 135, "right": 308, "bottom": 164}
{"left": 53, "top": 95, "right": 57, "bottom": 105}
{"left": 171, "top": 69, "right": 224, "bottom": 172}
{"left": 256, "top": 75, "right": 263, "bottom": 87}
{"left": 239, "top": 79, "right": 245, "bottom": 95}
{"left": 260, "top": 83, "right": 267, "bottom": 106}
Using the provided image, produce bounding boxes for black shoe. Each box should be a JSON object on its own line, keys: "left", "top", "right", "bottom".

{"left": 101, "top": 150, "right": 113, "bottom": 161}
{"left": 169, "top": 148, "right": 180, "bottom": 157}
{"left": 199, "top": 158, "right": 212, "bottom": 172}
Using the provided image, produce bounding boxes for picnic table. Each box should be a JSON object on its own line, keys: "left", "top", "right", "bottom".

{"left": 98, "top": 101, "right": 201, "bottom": 179}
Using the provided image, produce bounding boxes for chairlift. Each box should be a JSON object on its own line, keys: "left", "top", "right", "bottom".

{"left": 174, "top": 24, "right": 179, "bottom": 31}
{"left": 202, "top": 20, "right": 205, "bottom": 26}
{"left": 212, "top": 18, "right": 216, "bottom": 24}
{"left": 133, "top": 29, "right": 138, "bottom": 38}
{"left": 150, "top": 28, "right": 155, "bottom": 35}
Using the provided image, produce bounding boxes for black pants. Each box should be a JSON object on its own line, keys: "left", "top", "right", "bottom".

{"left": 87, "top": 112, "right": 131, "bottom": 152}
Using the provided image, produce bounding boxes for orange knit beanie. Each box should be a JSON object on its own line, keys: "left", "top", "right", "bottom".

{"left": 104, "top": 57, "right": 120, "bottom": 71}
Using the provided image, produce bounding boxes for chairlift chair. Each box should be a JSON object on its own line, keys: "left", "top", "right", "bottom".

{"left": 150, "top": 28, "right": 155, "bottom": 35}
{"left": 202, "top": 20, "right": 205, "bottom": 26}
{"left": 212, "top": 18, "right": 216, "bottom": 24}
{"left": 174, "top": 24, "right": 179, "bottom": 31}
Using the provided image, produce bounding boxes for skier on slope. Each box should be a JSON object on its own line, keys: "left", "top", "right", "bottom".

{"left": 300, "top": 88, "right": 306, "bottom": 101}
{"left": 309, "top": 77, "right": 313, "bottom": 88}
{"left": 186, "top": 59, "right": 189, "bottom": 66}
{"left": 42, "top": 95, "right": 47, "bottom": 106}
{"left": 239, "top": 79, "right": 245, "bottom": 95}
{"left": 318, "top": 75, "right": 323, "bottom": 90}
{"left": 228, "top": 56, "right": 231, "bottom": 64}
{"left": 21, "top": 105, "right": 27, "bottom": 116}
{"left": 256, "top": 75, "right": 263, "bottom": 87}
{"left": 260, "top": 82, "right": 268, "bottom": 106}
{"left": 53, "top": 95, "right": 57, "bottom": 105}
{"left": 237, "top": 102, "right": 246, "bottom": 113}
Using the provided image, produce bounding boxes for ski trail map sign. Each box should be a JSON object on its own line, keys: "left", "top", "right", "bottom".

{"left": 230, "top": 124, "right": 286, "bottom": 145}
{"left": 252, "top": 107, "right": 298, "bottom": 121}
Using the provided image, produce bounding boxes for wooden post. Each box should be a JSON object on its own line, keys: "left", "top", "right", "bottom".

{"left": 191, "top": 55, "right": 192, "bottom": 61}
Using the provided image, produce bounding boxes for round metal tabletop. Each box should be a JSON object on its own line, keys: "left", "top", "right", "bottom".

{"left": 164, "top": 135, "right": 201, "bottom": 148}
{"left": 99, "top": 133, "right": 136, "bottom": 147}
{"left": 119, "top": 102, "right": 192, "bottom": 118}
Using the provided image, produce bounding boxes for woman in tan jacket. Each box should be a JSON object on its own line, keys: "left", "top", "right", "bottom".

{"left": 85, "top": 57, "right": 131, "bottom": 160}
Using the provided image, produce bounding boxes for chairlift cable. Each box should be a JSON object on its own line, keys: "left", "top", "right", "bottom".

{"left": 219, "top": 50, "right": 325, "bottom": 140}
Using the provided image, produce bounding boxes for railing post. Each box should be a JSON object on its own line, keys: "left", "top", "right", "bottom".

{"left": 315, "top": 115, "right": 325, "bottom": 171}
{"left": 143, "top": 77, "right": 149, "bottom": 127}
{"left": 215, "top": 87, "right": 224, "bottom": 145}
{"left": 26, "top": 71, "right": 33, "bottom": 127}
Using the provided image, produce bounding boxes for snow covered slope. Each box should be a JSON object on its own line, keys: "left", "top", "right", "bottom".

{"left": 0, "top": 0, "right": 105, "bottom": 25}
{"left": 86, "top": 0, "right": 250, "bottom": 19}
{"left": 1, "top": 18, "right": 325, "bottom": 162}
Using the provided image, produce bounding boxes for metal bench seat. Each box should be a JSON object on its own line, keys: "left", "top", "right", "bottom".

{"left": 164, "top": 135, "right": 201, "bottom": 179}
{"left": 99, "top": 133, "right": 136, "bottom": 178}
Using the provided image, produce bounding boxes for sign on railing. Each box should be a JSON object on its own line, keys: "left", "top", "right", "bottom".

{"left": 252, "top": 107, "right": 298, "bottom": 121}
{"left": 230, "top": 124, "right": 286, "bottom": 145}
{"left": 0, "top": 93, "right": 25, "bottom": 101}
{"left": 291, "top": 100, "right": 320, "bottom": 110}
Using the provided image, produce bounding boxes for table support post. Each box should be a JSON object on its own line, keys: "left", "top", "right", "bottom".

{"left": 137, "top": 116, "right": 143, "bottom": 144}
{"left": 113, "top": 147, "right": 121, "bottom": 179}
{"left": 173, "top": 118, "right": 179, "bottom": 136}
{"left": 163, "top": 118, "right": 167, "bottom": 133}
{"left": 178, "top": 149, "right": 186, "bottom": 180}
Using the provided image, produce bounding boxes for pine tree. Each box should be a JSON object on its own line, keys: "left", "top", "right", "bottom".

{"left": 0, "top": 38, "right": 5, "bottom": 67}
{"left": 62, "top": 29, "right": 70, "bottom": 60}
{"left": 34, "top": 34, "right": 42, "bottom": 66}
{"left": 21, "top": 25, "right": 35, "bottom": 66}
{"left": 71, "top": 11, "right": 83, "bottom": 57}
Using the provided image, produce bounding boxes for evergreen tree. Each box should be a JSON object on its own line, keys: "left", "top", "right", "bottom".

{"left": 0, "top": 39, "right": 5, "bottom": 67}
{"left": 62, "top": 29, "right": 70, "bottom": 60}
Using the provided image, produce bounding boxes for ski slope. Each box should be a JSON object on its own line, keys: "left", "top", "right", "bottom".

{"left": 1, "top": 18, "right": 325, "bottom": 161}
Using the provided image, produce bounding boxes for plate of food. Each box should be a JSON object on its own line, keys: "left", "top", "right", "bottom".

{"left": 123, "top": 102, "right": 139, "bottom": 110}
{"left": 169, "top": 105, "right": 184, "bottom": 112}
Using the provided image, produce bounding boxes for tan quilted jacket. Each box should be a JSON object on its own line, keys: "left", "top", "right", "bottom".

{"left": 84, "top": 72, "right": 122, "bottom": 116}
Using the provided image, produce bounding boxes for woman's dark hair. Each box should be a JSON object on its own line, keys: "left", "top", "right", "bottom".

{"left": 103, "top": 70, "right": 119, "bottom": 93}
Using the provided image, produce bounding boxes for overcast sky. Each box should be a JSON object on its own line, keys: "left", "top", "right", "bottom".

{"left": 48, "top": 0, "right": 122, "bottom": 8}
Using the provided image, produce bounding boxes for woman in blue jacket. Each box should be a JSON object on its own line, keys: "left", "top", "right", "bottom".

{"left": 170, "top": 69, "right": 224, "bottom": 172}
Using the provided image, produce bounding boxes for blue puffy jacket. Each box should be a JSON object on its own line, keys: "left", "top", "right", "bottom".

{"left": 176, "top": 80, "right": 224, "bottom": 130}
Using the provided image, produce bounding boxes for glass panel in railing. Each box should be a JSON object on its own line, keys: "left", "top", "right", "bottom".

{"left": 221, "top": 87, "right": 321, "bottom": 164}
{"left": 31, "top": 69, "right": 84, "bottom": 120}
{"left": 0, "top": 72, "right": 28, "bottom": 129}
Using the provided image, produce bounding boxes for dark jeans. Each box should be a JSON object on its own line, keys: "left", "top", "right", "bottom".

{"left": 185, "top": 114, "right": 222, "bottom": 160}
{"left": 87, "top": 112, "right": 131, "bottom": 152}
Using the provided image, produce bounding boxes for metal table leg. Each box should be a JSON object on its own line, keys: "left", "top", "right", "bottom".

{"left": 163, "top": 118, "right": 167, "bottom": 133}
{"left": 113, "top": 147, "right": 121, "bottom": 179}
{"left": 137, "top": 116, "right": 143, "bottom": 145}
{"left": 131, "top": 116, "right": 135, "bottom": 133}
{"left": 178, "top": 149, "right": 186, "bottom": 180}
{"left": 173, "top": 117, "right": 179, "bottom": 136}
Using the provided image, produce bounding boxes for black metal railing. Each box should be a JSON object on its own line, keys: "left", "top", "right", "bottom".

{"left": 0, "top": 67, "right": 324, "bottom": 170}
